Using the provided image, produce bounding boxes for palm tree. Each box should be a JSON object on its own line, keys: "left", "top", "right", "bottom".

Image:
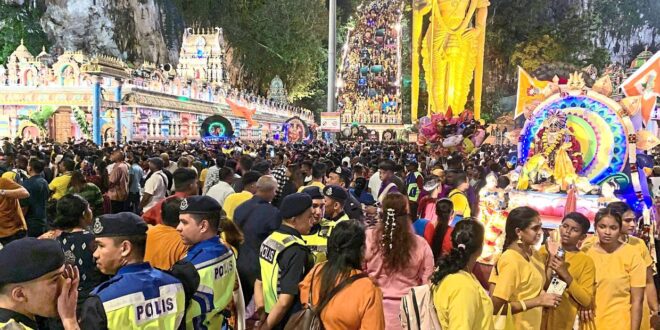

{"left": 17, "top": 105, "right": 56, "bottom": 138}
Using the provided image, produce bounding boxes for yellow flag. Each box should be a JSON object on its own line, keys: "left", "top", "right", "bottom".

{"left": 515, "top": 66, "right": 550, "bottom": 118}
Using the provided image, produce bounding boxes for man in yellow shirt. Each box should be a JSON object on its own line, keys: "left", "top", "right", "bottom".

{"left": 540, "top": 212, "right": 595, "bottom": 330}
{"left": 48, "top": 158, "right": 74, "bottom": 200}
{"left": 223, "top": 171, "right": 260, "bottom": 220}
{"left": 297, "top": 162, "right": 326, "bottom": 192}
{"left": 448, "top": 171, "right": 470, "bottom": 223}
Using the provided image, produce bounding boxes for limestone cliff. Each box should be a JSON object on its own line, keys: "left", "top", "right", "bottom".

{"left": 40, "top": 0, "right": 183, "bottom": 64}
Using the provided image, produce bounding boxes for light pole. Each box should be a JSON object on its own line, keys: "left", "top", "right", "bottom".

{"left": 326, "top": 0, "right": 336, "bottom": 113}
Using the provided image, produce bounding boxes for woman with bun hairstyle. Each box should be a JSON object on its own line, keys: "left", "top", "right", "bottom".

{"left": 40, "top": 194, "right": 107, "bottom": 302}
{"left": 488, "top": 206, "right": 561, "bottom": 330}
{"left": 581, "top": 208, "right": 645, "bottom": 330}
{"left": 431, "top": 219, "right": 493, "bottom": 329}
{"left": 299, "top": 220, "right": 385, "bottom": 329}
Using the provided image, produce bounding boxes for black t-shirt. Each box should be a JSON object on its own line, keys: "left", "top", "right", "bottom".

{"left": 256, "top": 225, "right": 313, "bottom": 329}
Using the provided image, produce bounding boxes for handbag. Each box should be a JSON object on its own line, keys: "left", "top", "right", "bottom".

{"left": 493, "top": 303, "right": 515, "bottom": 330}
{"left": 284, "top": 267, "right": 367, "bottom": 330}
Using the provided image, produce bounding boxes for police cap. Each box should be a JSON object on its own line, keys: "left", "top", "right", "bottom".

{"left": 323, "top": 185, "right": 348, "bottom": 203}
{"left": 93, "top": 212, "right": 148, "bottom": 237}
{"left": 280, "top": 193, "right": 312, "bottom": 219}
{"left": 0, "top": 238, "right": 64, "bottom": 284}
{"left": 332, "top": 166, "right": 352, "bottom": 185}
{"left": 180, "top": 195, "right": 222, "bottom": 214}
{"left": 301, "top": 186, "right": 323, "bottom": 200}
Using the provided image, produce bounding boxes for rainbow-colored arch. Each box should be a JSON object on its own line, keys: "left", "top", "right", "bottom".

{"left": 518, "top": 92, "right": 628, "bottom": 184}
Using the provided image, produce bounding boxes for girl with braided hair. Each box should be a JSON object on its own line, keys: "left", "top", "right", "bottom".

{"left": 363, "top": 192, "right": 434, "bottom": 329}
{"left": 431, "top": 219, "right": 493, "bottom": 329}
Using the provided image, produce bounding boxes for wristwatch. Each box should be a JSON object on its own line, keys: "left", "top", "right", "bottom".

{"left": 0, "top": 189, "right": 5, "bottom": 196}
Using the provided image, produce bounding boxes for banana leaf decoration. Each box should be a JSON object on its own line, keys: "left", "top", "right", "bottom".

{"left": 17, "top": 106, "right": 56, "bottom": 138}
{"left": 73, "top": 106, "right": 90, "bottom": 137}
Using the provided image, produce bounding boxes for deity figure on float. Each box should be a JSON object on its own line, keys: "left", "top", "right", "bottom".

{"left": 477, "top": 172, "right": 508, "bottom": 264}
{"left": 518, "top": 109, "right": 584, "bottom": 191}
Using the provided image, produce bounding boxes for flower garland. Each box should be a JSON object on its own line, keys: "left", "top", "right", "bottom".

{"left": 541, "top": 129, "right": 564, "bottom": 157}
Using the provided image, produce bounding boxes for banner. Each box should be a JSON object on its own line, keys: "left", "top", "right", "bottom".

{"left": 515, "top": 66, "right": 549, "bottom": 119}
{"left": 320, "top": 112, "right": 341, "bottom": 132}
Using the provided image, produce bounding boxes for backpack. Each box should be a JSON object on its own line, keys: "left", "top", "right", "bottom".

{"left": 400, "top": 284, "right": 442, "bottom": 330}
{"left": 157, "top": 172, "right": 171, "bottom": 197}
{"left": 284, "top": 268, "right": 367, "bottom": 330}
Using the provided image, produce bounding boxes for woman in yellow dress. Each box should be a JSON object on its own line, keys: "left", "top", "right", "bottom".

{"left": 489, "top": 206, "right": 562, "bottom": 330}
{"left": 582, "top": 208, "right": 645, "bottom": 330}
{"left": 608, "top": 202, "right": 658, "bottom": 330}
{"left": 432, "top": 220, "right": 493, "bottom": 330}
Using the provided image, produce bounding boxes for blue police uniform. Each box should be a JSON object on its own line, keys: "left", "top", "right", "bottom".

{"left": 81, "top": 263, "right": 186, "bottom": 329}
{"left": 79, "top": 212, "right": 188, "bottom": 330}
{"left": 184, "top": 236, "right": 237, "bottom": 329}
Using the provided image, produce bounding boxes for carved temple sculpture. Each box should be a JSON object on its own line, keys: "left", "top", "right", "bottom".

{"left": 412, "top": 0, "right": 489, "bottom": 120}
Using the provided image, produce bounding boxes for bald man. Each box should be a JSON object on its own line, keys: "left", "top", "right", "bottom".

{"left": 234, "top": 175, "right": 282, "bottom": 302}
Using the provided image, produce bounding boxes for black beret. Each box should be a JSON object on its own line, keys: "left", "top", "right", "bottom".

{"left": 280, "top": 193, "right": 312, "bottom": 218}
{"left": 93, "top": 212, "right": 148, "bottom": 237}
{"left": 323, "top": 185, "right": 348, "bottom": 203}
{"left": 0, "top": 238, "right": 64, "bottom": 284}
{"left": 332, "top": 166, "right": 352, "bottom": 182}
{"left": 180, "top": 195, "right": 222, "bottom": 214}
{"left": 301, "top": 186, "right": 323, "bottom": 200}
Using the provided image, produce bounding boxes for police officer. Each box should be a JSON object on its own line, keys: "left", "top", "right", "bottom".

{"left": 303, "top": 185, "right": 351, "bottom": 263}
{"left": 301, "top": 186, "right": 325, "bottom": 230}
{"left": 176, "top": 196, "right": 238, "bottom": 329}
{"left": 327, "top": 166, "right": 363, "bottom": 220}
{"left": 255, "top": 193, "right": 313, "bottom": 330}
{"left": 80, "top": 212, "right": 189, "bottom": 329}
{"left": 0, "top": 238, "right": 79, "bottom": 330}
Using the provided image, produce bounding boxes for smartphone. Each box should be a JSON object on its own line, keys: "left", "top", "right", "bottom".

{"left": 547, "top": 277, "right": 567, "bottom": 296}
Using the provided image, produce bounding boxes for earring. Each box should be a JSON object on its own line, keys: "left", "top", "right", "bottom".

{"left": 516, "top": 235, "right": 523, "bottom": 244}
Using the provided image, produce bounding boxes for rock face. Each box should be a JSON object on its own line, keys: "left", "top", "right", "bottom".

{"left": 40, "top": 0, "right": 183, "bottom": 64}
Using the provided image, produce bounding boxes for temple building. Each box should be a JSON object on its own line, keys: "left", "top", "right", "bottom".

{"left": 0, "top": 29, "right": 313, "bottom": 143}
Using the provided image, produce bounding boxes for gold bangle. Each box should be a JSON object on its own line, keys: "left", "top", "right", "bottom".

{"left": 519, "top": 300, "right": 527, "bottom": 311}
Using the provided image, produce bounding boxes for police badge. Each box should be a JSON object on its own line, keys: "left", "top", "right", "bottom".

{"left": 92, "top": 218, "right": 103, "bottom": 234}
{"left": 180, "top": 198, "right": 189, "bottom": 211}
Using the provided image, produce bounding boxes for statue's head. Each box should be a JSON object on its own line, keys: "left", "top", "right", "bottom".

{"left": 545, "top": 109, "right": 567, "bottom": 132}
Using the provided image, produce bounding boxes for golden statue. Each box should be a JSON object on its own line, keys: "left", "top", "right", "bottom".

{"left": 412, "top": 0, "right": 489, "bottom": 120}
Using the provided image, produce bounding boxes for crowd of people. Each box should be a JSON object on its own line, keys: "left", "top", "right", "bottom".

{"left": 338, "top": 0, "right": 402, "bottom": 125}
{"left": 0, "top": 136, "right": 659, "bottom": 330}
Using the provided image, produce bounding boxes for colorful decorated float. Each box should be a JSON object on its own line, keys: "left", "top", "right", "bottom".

{"left": 478, "top": 50, "right": 660, "bottom": 264}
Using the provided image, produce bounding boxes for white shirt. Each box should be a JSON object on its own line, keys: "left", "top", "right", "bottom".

{"left": 206, "top": 181, "right": 235, "bottom": 207}
{"left": 368, "top": 172, "right": 382, "bottom": 195}
{"left": 143, "top": 170, "right": 168, "bottom": 212}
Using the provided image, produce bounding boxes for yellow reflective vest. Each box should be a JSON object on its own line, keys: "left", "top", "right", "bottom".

{"left": 90, "top": 263, "right": 186, "bottom": 330}
{"left": 184, "top": 237, "right": 237, "bottom": 329}
{"left": 259, "top": 231, "right": 306, "bottom": 313}
{"left": 302, "top": 213, "right": 350, "bottom": 263}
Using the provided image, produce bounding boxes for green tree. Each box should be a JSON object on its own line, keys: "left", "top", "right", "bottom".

{"left": 0, "top": 4, "right": 50, "bottom": 64}
{"left": 17, "top": 105, "right": 56, "bottom": 138}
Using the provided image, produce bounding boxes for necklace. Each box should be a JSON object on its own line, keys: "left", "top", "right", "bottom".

{"left": 541, "top": 129, "right": 563, "bottom": 157}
